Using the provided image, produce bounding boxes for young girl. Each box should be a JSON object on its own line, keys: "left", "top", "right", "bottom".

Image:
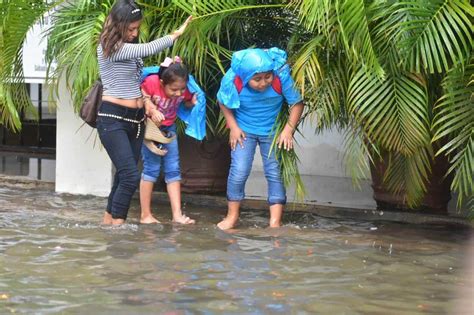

{"left": 216, "top": 48, "right": 304, "bottom": 230}
{"left": 97, "top": 0, "right": 191, "bottom": 225}
{"left": 140, "top": 57, "right": 204, "bottom": 224}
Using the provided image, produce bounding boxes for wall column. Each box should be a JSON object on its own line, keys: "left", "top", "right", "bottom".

{"left": 55, "top": 77, "right": 113, "bottom": 196}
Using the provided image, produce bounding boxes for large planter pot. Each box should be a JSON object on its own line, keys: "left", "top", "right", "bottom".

{"left": 370, "top": 153, "right": 452, "bottom": 214}
{"left": 178, "top": 135, "right": 230, "bottom": 194}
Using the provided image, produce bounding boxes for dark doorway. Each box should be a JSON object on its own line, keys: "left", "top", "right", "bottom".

{"left": 0, "top": 83, "right": 56, "bottom": 157}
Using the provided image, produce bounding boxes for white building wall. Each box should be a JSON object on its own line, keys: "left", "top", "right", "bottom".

{"left": 55, "top": 78, "right": 113, "bottom": 197}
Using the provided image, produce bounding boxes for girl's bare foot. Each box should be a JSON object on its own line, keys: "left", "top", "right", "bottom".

{"left": 140, "top": 215, "right": 161, "bottom": 224}
{"left": 217, "top": 216, "right": 238, "bottom": 230}
{"left": 172, "top": 214, "right": 195, "bottom": 225}
{"left": 102, "top": 211, "right": 112, "bottom": 225}
{"left": 269, "top": 219, "right": 282, "bottom": 228}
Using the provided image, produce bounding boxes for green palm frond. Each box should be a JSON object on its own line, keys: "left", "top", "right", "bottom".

{"left": 46, "top": 1, "right": 108, "bottom": 111}
{"left": 271, "top": 105, "right": 306, "bottom": 201}
{"left": 171, "top": 0, "right": 284, "bottom": 20}
{"left": 289, "top": 0, "right": 335, "bottom": 36}
{"left": 383, "top": 147, "right": 433, "bottom": 207}
{"left": 398, "top": 0, "right": 473, "bottom": 73}
{"left": 1, "top": 0, "right": 61, "bottom": 130}
{"left": 370, "top": 2, "right": 408, "bottom": 72}
{"left": 348, "top": 68, "right": 431, "bottom": 156}
{"left": 467, "top": 196, "right": 474, "bottom": 219}
{"left": 342, "top": 127, "right": 377, "bottom": 189}
{"left": 336, "top": 0, "right": 384, "bottom": 77}
{"left": 433, "top": 58, "right": 474, "bottom": 207}
{"left": 302, "top": 58, "right": 349, "bottom": 130}
{"left": 291, "top": 35, "right": 324, "bottom": 95}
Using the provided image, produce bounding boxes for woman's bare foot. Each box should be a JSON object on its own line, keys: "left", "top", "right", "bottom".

{"left": 140, "top": 215, "right": 161, "bottom": 224}
{"left": 102, "top": 211, "right": 112, "bottom": 225}
{"left": 217, "top": 216, "right": 239, "bottom": 230}
{"left": 112, "top": 218, "right": 125, "bottom": 225}
{"left": 172, "top": 214, "right": 195, "bottom": 225}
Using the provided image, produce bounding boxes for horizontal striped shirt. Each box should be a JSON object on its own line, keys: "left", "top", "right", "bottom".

{"left": 97, "top": 35, "right": 174, "bottom": 99}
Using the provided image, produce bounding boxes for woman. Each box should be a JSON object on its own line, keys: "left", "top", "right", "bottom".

{"left": 97, "top": 0, "right": 191, "bottom": 225}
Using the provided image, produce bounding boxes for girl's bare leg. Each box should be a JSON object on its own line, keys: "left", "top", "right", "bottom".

{"left": 139, "top": 180, "right": 160, "bottom": 224}
{"left": 168, "top": 181, "right": 195, "bottom": 224}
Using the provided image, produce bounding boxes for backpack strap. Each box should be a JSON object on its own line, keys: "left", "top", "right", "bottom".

{"left": 271, "top": 75, "right": 282, "bottom": 94}
{"left": 233, "top": 74, "right": 282, "bottom": 94}
{"left": 234, "top": 75, "right": 244, "bottom": 93}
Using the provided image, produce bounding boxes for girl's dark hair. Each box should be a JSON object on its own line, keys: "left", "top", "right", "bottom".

{"left": 159, "top": 63, "right": 189, "bottom": 85}
{"left": 100, "top": 0, "right": 143, "bottom": 57}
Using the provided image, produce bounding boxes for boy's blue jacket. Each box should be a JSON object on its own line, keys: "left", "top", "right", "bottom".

{"left": 217, "top": 47, "right": 292, "bottom": 109}
{"left": 141, "top": 66, "right": 206, "bottom": 140}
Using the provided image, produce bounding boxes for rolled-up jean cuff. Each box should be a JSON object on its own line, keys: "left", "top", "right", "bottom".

{"left": 227, "top": 195, "right": 244, "bottom": 202}
{"left": 164, "top": 176, "right": 181, "bottom": 184}
{"left": 141, "top": 173, "right": 158, "bottom": 183}
{"left": 112, "top": 213, "right": 127, "bottom": 220}
{"left": 268, "top": 199, "right": 287, "bottom": 206}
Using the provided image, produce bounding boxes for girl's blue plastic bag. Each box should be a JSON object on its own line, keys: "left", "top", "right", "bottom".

{"left": 141, "top": 66, "right": 206, "bottom": 140}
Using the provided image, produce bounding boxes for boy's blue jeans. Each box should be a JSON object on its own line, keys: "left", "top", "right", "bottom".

{"left": 97, "top": 101, "right": 145, "bottom": 220}
{"left": 141, "top": 124, "right": 181, "bottom": 184}
{"left": 227, "top": 132, "right": 286, "bottom": 205}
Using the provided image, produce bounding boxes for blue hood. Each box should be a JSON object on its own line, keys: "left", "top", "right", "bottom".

{"left": 217, "top": 47, "right": 288, "bottom": 109}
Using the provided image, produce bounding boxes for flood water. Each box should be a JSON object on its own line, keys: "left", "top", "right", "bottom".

{"left": 0, "top": 185, "right": 472, "bottom": 314}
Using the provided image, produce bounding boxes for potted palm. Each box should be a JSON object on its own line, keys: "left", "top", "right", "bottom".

{"left": 287, "top": 0, "right": 473, "bottom": 214}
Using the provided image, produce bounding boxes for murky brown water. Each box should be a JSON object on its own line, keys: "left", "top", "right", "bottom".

{"left": 0, "top": 185, "right": 472, "bottom": 314}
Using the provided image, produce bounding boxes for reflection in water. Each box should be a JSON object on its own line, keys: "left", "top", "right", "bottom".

{"left": 0, "top": 185, "right": 471, "bottom": 314}
{"left": 0, "top": 155, "right": 55, "bottom": 182}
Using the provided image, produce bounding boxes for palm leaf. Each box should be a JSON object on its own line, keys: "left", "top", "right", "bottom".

{"left": 398, "top": 0, "right": 473, "bottom": 73}
{"left": 382, "top": 147, "right": 433, "bottom": 207}
{"left": 1, "top": 0, "right": 61, "bottom": 130}
{"left": 347, "top": 68, "right": 431, "bottom": 156}
{"left": 302, "top": 57, "right": 349, "bottom": 131}
{"left": 288, "top": 0, "right": 335, "bottom": 36}
{"left": 432, "top": 58, "right": 474, "bottom": 208}
{"left": 336, "top": 0, "right": 384, "bottom": 77}
{"left": 342, "top": 127, "right": 377, "bottom": 189}
{"left": 271, "top": 105, "right": 306, "bottom": 201}
{"left": 46, "top": 1, "right": 107, "bottom": 112}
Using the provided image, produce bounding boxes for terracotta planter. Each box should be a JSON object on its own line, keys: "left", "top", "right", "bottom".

{"left": 370, "top": 153, "right": 452, "bottom": 214}
{"left": 178, "top": 135, "right": 230, "bottom": 194}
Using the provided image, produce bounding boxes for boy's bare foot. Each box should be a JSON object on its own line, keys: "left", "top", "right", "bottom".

{"left": 217, "top": 216, "right": 239, "bottom": 230}
{"left": 172, "top": 214, "right": 195, "bottom": 225}
{"left": 102, "top": 211, "right": 112, "bottom": 225}
{"left": 140, "top": 215, "right": 161, "bottom": 224}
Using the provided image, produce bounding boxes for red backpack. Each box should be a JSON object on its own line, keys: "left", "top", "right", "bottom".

{"left": 233, "top": 75, "right": 282, "bottom": 94}
{"left": 225, "top": 75, "right": 283, "bottom": 129}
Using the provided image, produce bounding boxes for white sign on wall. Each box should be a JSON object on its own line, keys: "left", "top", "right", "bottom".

{"left": 22, "top": 13, "right": 55, "bottom": 84}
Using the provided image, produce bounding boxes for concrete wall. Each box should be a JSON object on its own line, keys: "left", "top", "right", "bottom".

{"left": 246, "top": 120, "right": 376, "bottom": 209}
{"left": 55, "top": 78, "right": 113, "bottom": 197}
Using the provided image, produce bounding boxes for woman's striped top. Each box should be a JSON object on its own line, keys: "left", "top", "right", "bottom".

{"left": 97, "top": 35, "right": 174, "bottom": 99}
